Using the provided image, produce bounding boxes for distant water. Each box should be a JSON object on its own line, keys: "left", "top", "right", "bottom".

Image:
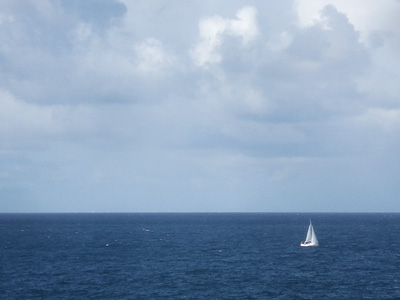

{"left": 1, "top": 213, "right": 400, "bottom": 299}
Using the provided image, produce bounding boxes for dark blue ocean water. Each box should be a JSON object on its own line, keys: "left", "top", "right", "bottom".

{"left": 1, "top": 213, "right": 400, "bottom": 299}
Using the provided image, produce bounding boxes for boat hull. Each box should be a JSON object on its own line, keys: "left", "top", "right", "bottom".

{"left": 300, "top": 242, "right": 318, "bottom": 247}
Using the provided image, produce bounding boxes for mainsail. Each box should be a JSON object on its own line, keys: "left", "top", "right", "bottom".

{"left": 309, "top": 221, "right": 318, "bottom": 245}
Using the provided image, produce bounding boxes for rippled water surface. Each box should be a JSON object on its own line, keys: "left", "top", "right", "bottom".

{"left": 1, "top": 213, "right": 400, "bottom": 299}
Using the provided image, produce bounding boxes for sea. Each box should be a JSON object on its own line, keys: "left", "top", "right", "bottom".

{"left": 1, "top": 213, "right": 400, "bottom": 299}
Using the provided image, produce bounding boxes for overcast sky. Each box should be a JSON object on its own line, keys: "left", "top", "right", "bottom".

{"left": 1, "top": 0, "right": 399, "bottom": 212}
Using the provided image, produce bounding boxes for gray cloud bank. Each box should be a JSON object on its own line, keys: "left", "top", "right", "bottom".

{"left": 1, "top": 0, "right": 399, "bottom": 212}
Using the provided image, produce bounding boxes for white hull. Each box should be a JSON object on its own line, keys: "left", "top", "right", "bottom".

{"left": 300, "top": 242, "right": 318, "bottom": 247}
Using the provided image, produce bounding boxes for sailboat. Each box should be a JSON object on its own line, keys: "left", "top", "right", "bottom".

{"left": 300, "top": 220, "right": 319, "bottom": 247}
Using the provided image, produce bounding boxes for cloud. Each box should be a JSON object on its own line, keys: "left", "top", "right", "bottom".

{"left": 189, "top": 4, "right": 370, "bottom": 129}
{"left": 353, "top": 108, "right": 400, "bottom": 133}
{"left": 295, "top": 0, "right": 400, "bottom": 35}
{"left": 134, "top": 38, "right": 176, "bottom": 74}
{"left": 0, "top": 88, "right": 102, "bottom": 151}
{"left": 294, "top": 0, "right": 400, "bottom": 108}
{"left": 0, "top": 89, "right": 58, "bottom": 142}
{"left": 60, "top": 0, "right": 126, "bottom": 29}
{"left": 190, "top": 6, "right": 259, "bottom": 67}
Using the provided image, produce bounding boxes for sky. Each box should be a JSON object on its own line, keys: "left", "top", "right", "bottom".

{"left": 0, "top": 0, "right": 400, "bottom": 213}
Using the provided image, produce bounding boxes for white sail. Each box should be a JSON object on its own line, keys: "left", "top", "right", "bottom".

{"left": 301, "top": 220, "right": 319, "bottom": 247}
{"left": 311, "top": 225, "right": 318, "bottom": 245}
{"left": 305, "top": 223, "right": 313, "bottom": 242}
{"left": 310, "top": 222, "right": 318, "bottom": 245}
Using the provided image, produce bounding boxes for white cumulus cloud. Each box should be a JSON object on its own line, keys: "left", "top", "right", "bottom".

{"left": 191, "top": 6, "right": 259, "bottom": 67}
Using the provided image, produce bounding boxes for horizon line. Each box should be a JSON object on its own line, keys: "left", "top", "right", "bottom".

{"left": 0, "top": 211, "right": 399, "bottom": 214}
